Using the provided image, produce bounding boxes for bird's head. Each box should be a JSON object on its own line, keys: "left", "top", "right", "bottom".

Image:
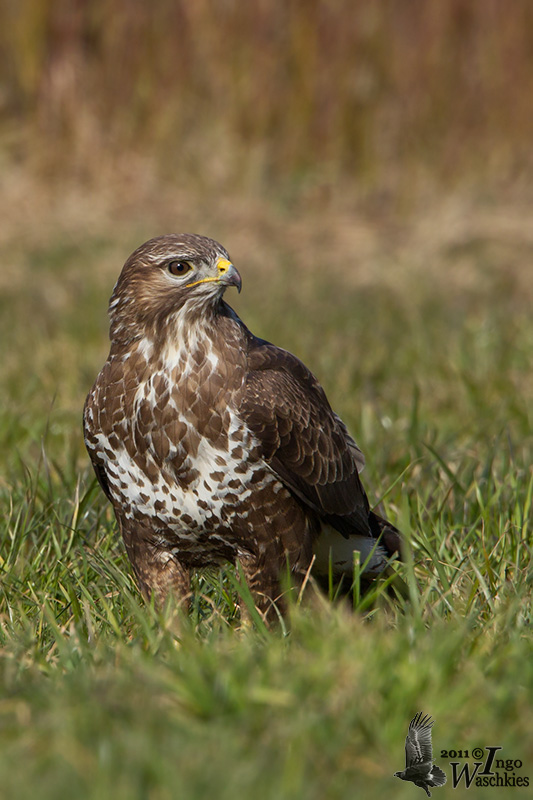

{"left": 108, "top": 233, "right": 241, "bottom": 346}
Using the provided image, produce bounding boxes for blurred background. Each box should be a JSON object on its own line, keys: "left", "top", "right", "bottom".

{"left": 1, "top": 0, "right": 532, "bottom": 472}
{"left": 3, "top": 0, "right": 533, "bottom": 194}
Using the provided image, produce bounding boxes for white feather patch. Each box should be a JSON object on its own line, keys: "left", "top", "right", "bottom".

{"left": 313, "top": 524, "right": 388, "bottom": 576}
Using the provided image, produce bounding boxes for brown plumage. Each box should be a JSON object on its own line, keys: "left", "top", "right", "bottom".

{"left": 84, "top": 233, "right": 400, "bottom": 619}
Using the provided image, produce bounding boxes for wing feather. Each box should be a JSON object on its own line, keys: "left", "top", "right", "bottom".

{"left": 83, "top": 393, "right": 113, "bottom": 501}
{"left": 404, "top": 712, "right": 435, "bottom": 768}
{"left": 238, "top": 337, "right": 370, "bottom": 534}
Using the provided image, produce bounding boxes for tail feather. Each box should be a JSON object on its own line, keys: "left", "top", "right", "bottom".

{"left": 313, "top": 525, "right": 389, "bottom": 577}
{"left": 368, "top": 510, "right": 402, "bottom": 557}
{"left": 428, "top": 766, "right": 447, "bottom": 787}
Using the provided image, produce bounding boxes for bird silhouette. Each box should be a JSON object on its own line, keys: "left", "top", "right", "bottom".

{"left": 394, "top": 712, "right": 447, "bottom": 796}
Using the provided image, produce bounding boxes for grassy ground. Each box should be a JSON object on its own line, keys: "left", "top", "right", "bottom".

{"left": 0, "top": 182, "right": 532, "bottom": 799}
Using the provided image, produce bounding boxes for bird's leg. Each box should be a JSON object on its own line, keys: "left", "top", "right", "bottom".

{"left": 237, "top": 539, "right": 310, "bottom": 626}
{"left": 119, "top": 518, "right": 191, "bottom": 610}
{"left": 237, "top": 552, "right": 289, "bottom": 625}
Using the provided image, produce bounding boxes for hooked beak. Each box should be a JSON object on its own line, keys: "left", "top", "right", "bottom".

{"left": 217, "top": 258, "right": 242, "bottom": 293}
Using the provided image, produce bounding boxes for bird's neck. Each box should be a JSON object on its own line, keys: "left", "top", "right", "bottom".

{"left": 110, "top": 299, "right": 244, "bottom": 374}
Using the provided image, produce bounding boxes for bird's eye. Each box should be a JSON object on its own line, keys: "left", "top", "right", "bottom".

{"left": 168, "top": 260, "right": 192, "bottom": 277}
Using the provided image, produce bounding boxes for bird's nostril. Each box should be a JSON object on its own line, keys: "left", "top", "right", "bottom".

{"left": 217, "top": 258, "right": 231, "bottom": 275}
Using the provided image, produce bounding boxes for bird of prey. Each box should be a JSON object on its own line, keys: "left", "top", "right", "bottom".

{"left": 394, "top": 713, "right": 447, "bottom": 796}
{"left": 84, "top": 234, "right": 401, "bottom": 619}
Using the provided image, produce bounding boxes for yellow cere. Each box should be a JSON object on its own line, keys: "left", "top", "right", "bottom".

{"left": 216, "top": 258, "right": 232, "bottom": 274}
{"left": 186, "top": 258, "right": 233, "bottom": 288}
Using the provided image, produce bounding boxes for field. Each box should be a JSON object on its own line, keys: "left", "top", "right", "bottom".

{"left": 1, "top": 3, "right": 533, "bottom": 799}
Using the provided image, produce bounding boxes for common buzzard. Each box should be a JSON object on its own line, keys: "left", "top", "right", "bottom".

{"left": 84, "top": 234, "right": 400, "bottom": 619}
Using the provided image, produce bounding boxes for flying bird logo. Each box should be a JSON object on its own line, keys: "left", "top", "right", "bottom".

{"left": 394, "top": 712, "right": 447, "bottom": 797}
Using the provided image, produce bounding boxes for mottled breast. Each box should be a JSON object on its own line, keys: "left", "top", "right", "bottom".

{"left": 84, "top": 321, "right": 283, "bottom": 556}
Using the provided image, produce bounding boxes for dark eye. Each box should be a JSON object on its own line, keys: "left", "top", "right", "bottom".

{"left": 168, "top": 260, "right": 192, "bottom": 276}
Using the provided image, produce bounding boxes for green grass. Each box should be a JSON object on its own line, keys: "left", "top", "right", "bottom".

{"left": 1, "top": 221, "right": 532, "bottom": 799}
